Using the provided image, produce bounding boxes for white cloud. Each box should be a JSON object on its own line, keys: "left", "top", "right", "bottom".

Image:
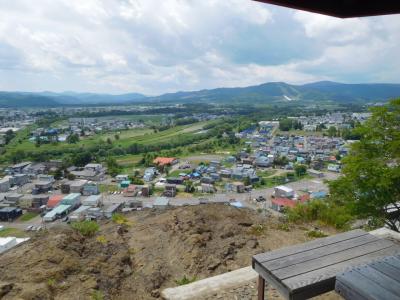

{"left": 0, "top": 0, "right": 398, "bottom": 94}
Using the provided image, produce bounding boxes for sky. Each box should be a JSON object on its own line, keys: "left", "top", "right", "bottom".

{"left": 0, "top": 0, "right": 399, "bottom": 95}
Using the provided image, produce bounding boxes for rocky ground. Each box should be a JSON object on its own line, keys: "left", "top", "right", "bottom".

{"left": 0, "top": 204, "right": 336, "bottom": 300}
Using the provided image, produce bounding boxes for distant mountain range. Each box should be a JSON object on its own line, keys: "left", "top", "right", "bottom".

{"left": 1, "top": 81, "right": 400, "bottom": 108}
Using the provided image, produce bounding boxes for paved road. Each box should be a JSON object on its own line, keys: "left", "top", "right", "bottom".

{"left": 104, "top": 171, "right": 339, "bottom": 210}
{"left": 1, "top": 172, "right": 339, "bottom": 232}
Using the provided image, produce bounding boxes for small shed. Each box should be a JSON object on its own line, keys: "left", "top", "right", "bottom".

{"left": 82, "top": 181, "right": 99, "bottom": 196}
{"left": 82, "top": 195, "right": 102, "bottom": 207}
{"left": 104, "top": 203, "right": 123, "bottom": 218}
{"left": 43, "top": 204, "right": 71, "bottom": 222}
{"left": 120, "top": 180, "right": 131, "bottom": 188}
{"left": 4, "top": 193, "right": 24, "bottom": 203}
{"left": 70, "top": 180, "right": 88, "bottom": 194}
{"left": 164, "top": 184, "right": 177, "bottom": 197}
{"left": 61, "top": 193, "right": 81, "bottom": 208}
{"left": 274, "top": 185, "right": 294, "bottom": 198}
{"left": 0, "top": 207, "right": 22, "bottom": 221}
{"left": 154, "top": 197, "right": 169, "bottom": 209}
{"left": 69, "top": 205, "right": 91, "bottom": 222}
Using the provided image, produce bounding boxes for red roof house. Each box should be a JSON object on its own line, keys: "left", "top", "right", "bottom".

{"left": 153, "top": 157, "right": 177, "bottom": 167}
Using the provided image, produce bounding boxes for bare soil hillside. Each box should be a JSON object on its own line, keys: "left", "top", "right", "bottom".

{"left": 0, "top": 204, "right": 335, "bottom": 300}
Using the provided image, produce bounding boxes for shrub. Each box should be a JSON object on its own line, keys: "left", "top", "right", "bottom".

{"left": 307, "top": 230, "right": 328, "bottom": 238}
{"left": 71, "top": 221, "right": 99, "bottom": 237}
{"left": 175, "top": 275, "right": 197, "bottom": 286}
{"left": 47, "top": 278, "right": 56, "bottom": 288}
{"left": 112, "top": 213, "right": 132, "bottom": 226}
{"left": 96, "top": 235, "right": 107, "bottom": 245}
{"left": 277, "top": 223, "right": 290, "bottom": 232}
{"left": 91, "top": 290, "right": 104, "bottom": 300}
{"left": 249, "top": 224, "right": 265, "bottom": 236}
{"left": 287, "top": 199, "right": 353, "bottom": 230}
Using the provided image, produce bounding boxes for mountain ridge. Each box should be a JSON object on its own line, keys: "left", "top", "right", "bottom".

{"left": 1, "top": 81, "right": 400, "bottom": 107}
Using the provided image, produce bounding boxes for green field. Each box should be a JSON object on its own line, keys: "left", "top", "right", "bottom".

{"left": 18, "top": 212, "right": 39, "bottom": 222}
{"left": 5, "top": 121, "right": 211, "bottom": 154}
{"left": 0, "top": 227, "right": 28, "bottom": 238}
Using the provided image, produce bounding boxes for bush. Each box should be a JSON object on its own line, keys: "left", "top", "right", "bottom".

{"left": 277, "top": 223, "right": 290, "bottom": 232}
{"left": 287, "top": 199, "right": 353, "bottom": 230}
{"left": 175, "top": 275, "right": 197, "bottom": 286}
{"left": 91, "top": 290, "right": 104, "bottom": 300}
{"left": 307, "top": 230, "right": 328, "bottom": 238}
{"left": 71, "top": 221, "right": 99, "bottom": 237}
{"left": 249, "top": 224, "right": 266, "bottom": 235}
{"left": 112, "top": 213, "right": 131, "bottom": 226}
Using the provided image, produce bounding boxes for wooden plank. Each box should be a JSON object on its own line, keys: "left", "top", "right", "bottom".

{"left": 336, "top": 269, "right": 400, "bottom": 300}
{"left": 370, "top": 261, "right": 400, "bottom": 283}
{"left": 254, "top": 260, "right": 290, "bottom": 299}
{"left": 336, "top": 278, "right": 374, "bottom": 300}
{"left": 283, "top": 245, "right": 400, "bottom": 296}
{"left": 264, "top": 234, "right": 378, "bottom": 271}
{"left": 383, "top": 255, "right": 400, "bottom": 269}
{"left": 355, "top": 265, "right": 400, "bottom": 295}
{"left": 253, "top": 229, "right": 367, "bottom": 264}
{"left": 273, "top": 238, "right": 394, "bottom": 279}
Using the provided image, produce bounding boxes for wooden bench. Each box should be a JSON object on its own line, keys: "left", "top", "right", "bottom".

{"left": 335, "top": 254, "right": 400, "bottom": 300}
{"left": 252, "top": 229, "right": 400, "bottom": 300}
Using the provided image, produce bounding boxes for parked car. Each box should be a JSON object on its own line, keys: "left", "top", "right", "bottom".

{"left": 255, "top": 196, "right": 266, "bottom": 202}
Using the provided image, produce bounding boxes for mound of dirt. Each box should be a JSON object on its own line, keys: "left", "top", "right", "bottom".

{"left": 0, "top": 204, "right": 333, "bottom": 300}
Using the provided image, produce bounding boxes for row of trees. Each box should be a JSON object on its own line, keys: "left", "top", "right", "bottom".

{"left": 279, "top": 118, "right": 303, "bottom": 131}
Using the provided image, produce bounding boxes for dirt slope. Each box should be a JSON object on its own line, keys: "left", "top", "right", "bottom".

{"left": 0, "top": 204, "right": 334, "bottom": 300}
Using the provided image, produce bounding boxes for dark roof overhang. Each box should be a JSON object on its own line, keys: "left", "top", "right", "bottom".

{"left": 254, "top": 0, "right": 400, "bottom": 18}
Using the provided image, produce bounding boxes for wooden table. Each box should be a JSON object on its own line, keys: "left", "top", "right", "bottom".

{"left": 335, "top": 254, "right": 400, "bottom": 300}
{"left": 252, "top": 229, "right": 400, "bottom": 300}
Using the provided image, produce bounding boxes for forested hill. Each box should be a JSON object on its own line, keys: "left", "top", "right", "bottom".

{"left": 1, "top": 81, "right": 400, "bottom": 107}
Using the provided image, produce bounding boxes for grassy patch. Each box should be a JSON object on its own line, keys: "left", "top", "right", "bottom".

{"left": 169, "top": 169, "right": 190, "bottom": 177}
{"left": 249, "top": 224, "right": 266, "bottom": 236}
{"left": 91, "top": 290, "right": 104, "bottom": 300}
{"left": 175, "top": 275, "right": 197, "bottom": 286}
{"left": 0, "top": 227, "right": 28, "bottom": 238}
{"left": 111, "top": 213, "right": 132, "bottom": 226}
{"left": 71, "top": 221, "right": 99, "bottom": 237}
{"left": 307, "top": 230, "right": 328, "bottom": 238}
{"left": 99, "top": 184, "right": 120, "bottom": 193}
{"left": 19, "top": 212, "right": 39, "bottom": 222}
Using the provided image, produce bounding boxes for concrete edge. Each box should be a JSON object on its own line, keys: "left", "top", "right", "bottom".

{"left": 161, "top": 228, "right": 400, "bottom": 300}
{"left": 369, "top": 227, "right": 400, "bottom": 240}
{"left": 161, "top": 266, "right": 258, "bottom": 300}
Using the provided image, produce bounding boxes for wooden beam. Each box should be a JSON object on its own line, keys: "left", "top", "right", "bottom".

{"left": 258, "top": 275, "right": 265, "bottom": 300}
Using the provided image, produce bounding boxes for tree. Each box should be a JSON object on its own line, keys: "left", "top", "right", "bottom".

{"left": 294, "top": 164, "right": 307, "bottom": 177}
{"left": 327, "top": 126, "right": 337, "bottom": 137}
{"left": 106, "top": 157, "right": 121, "bottom": 177}
{"left": 67, "top": 133, "right": 79, "bottom": 144}
{"left": 72, "top": 151, "right": 92, "bottom": 167}
{"left": 114, "top": 134, "right": 120, "bottom": 140}
{"left": 53, "top": 168, "right": 63, "bottom": 180}
{"left": 4, "top": 129, "right": 15, "bottom": 145}
{"left": 329, "top": 99, "right": 400, "bottom": 231}
{"left": 279, "top": 118, "right": 292, "bottom": 131}
{"left": 274, "top": 155, "right": 288, "bottom": 167}
{"left": 185, "top": 181, "right": 195, "bottom": 193}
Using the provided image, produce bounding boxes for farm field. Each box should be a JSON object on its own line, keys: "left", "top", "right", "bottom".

{"left": 5, "top": 121, "right": 211, "bottom": 154}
